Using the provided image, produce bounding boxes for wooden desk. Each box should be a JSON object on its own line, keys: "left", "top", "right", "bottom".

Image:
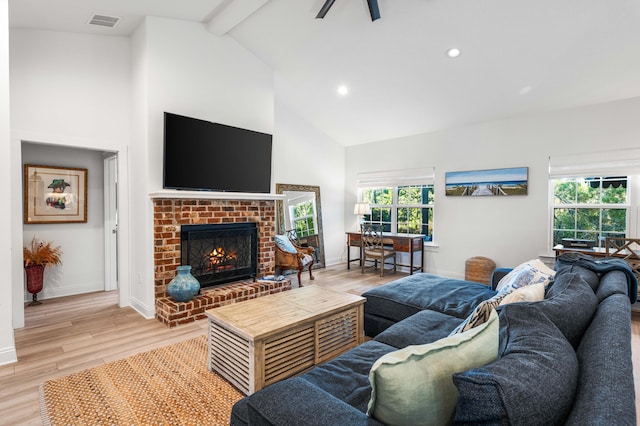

{"left": 346, "top": 231, "right": 424, "bottom": 274}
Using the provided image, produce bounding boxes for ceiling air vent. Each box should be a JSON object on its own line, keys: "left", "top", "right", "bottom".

{"left": 87, "top": 13, "right": 121, "bottom": 28}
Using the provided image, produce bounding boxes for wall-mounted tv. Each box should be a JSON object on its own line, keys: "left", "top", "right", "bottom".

{"left": 163, "top": 112, "right": 272, "bottom": 193}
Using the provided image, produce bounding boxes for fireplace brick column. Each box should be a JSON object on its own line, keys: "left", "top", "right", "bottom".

{"left": 153, "top": 198, "right": 276, "bottom": 300}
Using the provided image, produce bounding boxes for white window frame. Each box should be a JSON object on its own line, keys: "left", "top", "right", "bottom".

{"left": 548, "top": 149, "right": 640, "bottom": 252}
{"left": 356, "top": 168, "right": 435, "bottom": 242}
{"left": 549, "top": 176, "right": 635, "bottom": 249}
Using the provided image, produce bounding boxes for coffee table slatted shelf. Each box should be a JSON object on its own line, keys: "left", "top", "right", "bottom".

{"left": 206, "top": 285, "right": 365, "bottom": 395}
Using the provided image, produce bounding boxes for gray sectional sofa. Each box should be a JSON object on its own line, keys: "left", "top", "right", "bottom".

{"left": 230, "top": 253, "right": 637, "bottom": 425}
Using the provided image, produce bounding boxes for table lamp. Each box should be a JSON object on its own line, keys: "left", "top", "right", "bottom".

{"left": 353, "top": 203, "right": 371, "bottom": 228}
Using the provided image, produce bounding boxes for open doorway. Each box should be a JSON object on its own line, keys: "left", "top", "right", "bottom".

{"left": 21, "top": 143, "right": 119, "bottom": 308}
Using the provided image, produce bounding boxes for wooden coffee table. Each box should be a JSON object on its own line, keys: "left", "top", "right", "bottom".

{"left": 205, "top": 285, "right": 365, "bottom": 395}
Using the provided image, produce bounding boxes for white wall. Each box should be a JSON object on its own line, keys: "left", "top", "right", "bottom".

{"left": 0, "top": 0, "right": 17, "bottom": 366}
{"left": 22, "top": 144, "right": 106, "bottom": 299}
{"left": 346, "top": 97, "right": 640, "bottom": 278}
{"left": 273, "top": 94, "right": 346, "bottom": 265}
{"left": 9, "top": 29, "right": 131, "bottom": 330}
{"left": 127, "top": 17, "right": 275, "bottom": 317}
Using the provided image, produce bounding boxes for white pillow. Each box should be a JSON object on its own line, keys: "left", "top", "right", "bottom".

{"left": 495, "top": 259, "right": 555, "bottom": 294}
{"left": 499, "top": 281, "right": 546, "bottom": 305}
{"left": 367, "top": 309, "right": 499, "bottom": 426}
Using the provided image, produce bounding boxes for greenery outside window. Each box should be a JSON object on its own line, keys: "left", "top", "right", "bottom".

{"left": 552, "top": 177, "right": 628, "bottom": 247}
{"left": 289, "top": 200, "right": 316, "bottom": 237}
{"left": 360, "top": 185, "right": 434, "bottom": 241}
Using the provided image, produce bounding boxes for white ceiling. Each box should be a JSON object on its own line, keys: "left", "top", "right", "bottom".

{"left": 9, "top": 0, "right": 640, "bottom": 146}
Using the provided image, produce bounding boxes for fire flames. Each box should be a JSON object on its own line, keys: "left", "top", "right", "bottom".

{"left": 208, "top": 247, "right": 238, "bottom": 270}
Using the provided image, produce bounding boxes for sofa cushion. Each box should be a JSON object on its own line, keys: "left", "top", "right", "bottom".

{"left": 363, "top": 273, "right": 497, "bottom": 324}
{"left": 453, "top": 303, "right": 578, "bottom": 426}
{"left": 374, "top": 309, "right": 464, "bottom": 348}
{"left": 595, "top": 270, "right": 630, "bottom": 303}
{"left": 565, "top": 293, "right": 636, "bottom": 425}
{"left": 495, "top": 258, "right": 555, "bottom": 293}
{"left": 449, "top": 280, "right": 548, "bottom": 336}
{"left": 448, "top": 293, "right": 505, "bottom": 335}
{"left": 554, "top": 263, "right": 601, "bottom": 291}
{"left": 367, "top": 309, "right": 499, "bottom": 426}
{"left": 242, "top": 377, "right": 383, "bottom": 426}
{"left": 537, "top": 271, "right": 598, "bottom": 348}
{"left": 301, "top": 340, "right": 396, "bottom": 413}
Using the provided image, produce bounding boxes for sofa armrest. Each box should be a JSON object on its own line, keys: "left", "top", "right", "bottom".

{"left": 243, "top": 377, "right": 383, "bottom": 425}
{"left": 490, "top": 267, "right": 512, "bottom": 290}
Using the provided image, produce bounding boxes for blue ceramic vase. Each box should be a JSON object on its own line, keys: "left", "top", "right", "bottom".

{"left": 166, "top": 265, "right": 200, "bottom": 302}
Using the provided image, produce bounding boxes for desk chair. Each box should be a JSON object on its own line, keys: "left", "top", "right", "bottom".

{"left": 361, "top": 224, "right": 396, "bottom": 276}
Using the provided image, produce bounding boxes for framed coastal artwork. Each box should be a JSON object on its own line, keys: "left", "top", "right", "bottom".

{"left": 445, "top": 167, "right": 528, "bottom": 196}
{"left": 24, "top": 164, "right": 88, "bottom": 224}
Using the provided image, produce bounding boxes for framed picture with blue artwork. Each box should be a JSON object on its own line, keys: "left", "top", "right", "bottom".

{"left": 445, "top": 167, "right": 528, "bottom": 196}
{"left": 24, "top": 164, "right": 88, "bottom": 224}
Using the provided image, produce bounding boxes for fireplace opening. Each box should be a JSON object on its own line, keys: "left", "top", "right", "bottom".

{"left": 181, "top": 223, "right": 258, "bottom": 289}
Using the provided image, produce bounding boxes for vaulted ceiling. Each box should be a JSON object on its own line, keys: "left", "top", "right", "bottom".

{"left": 9, "top": 0, "right": 640, "bottom": 145}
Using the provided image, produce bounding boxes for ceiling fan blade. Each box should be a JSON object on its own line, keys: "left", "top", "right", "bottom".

{"left": 316, "top": 0, "right": 336, "bottom": 19}
{"left": 367, "top": 0, "right": 381, "bottom": 21}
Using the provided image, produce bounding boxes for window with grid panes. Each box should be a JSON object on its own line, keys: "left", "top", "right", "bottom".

{"left": 552, "top": 176, "right": 629, "bottom": 248}
{"left": 360, "top": 184, "right": 434, "bottom": 241}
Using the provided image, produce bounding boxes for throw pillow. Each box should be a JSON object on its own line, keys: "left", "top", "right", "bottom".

{"left": 367, "top": 309, "right": 499, "bottom": 426}
{"left": 453, "top": 303, "right": 579, "bottom": 425}
{"left": 449, "top": 293, "right": 505, "bottom": 335}
{"left": 495, "top": 259, "right": 555, "bottom": 293}
{"left": 274, "top": 235, "right": 297, "bottom": 254}
{"left": 499, "top": 281, "right": 545, "bottom": 305}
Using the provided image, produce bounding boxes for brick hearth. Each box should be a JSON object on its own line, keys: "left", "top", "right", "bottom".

{"left": 153, "top": 198, "right": 282, "bottom": 327}
{"left": 155, "top": 279, "right": 291, "bottom": 327}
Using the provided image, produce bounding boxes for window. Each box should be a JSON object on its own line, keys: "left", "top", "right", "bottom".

{"left": 548, "top": 149, "right": 640, "bottom": 250}
{"left": 359, "top": 184, "right": 434, "bottom": 241}
{"left": 552, "top": 177, "right": 629, "bottom": 247}
{"left": 288, "top": 200, "right": 316, "bottom": 237}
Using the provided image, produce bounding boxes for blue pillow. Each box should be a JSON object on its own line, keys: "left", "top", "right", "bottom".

{"left": 453, "top": 303, "right": 578, "bottom": 425}
{"left": 274, "top": 235, "right": 297, "bottom": 254}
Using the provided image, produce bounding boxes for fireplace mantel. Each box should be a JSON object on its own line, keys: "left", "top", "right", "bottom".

{"left": 149, "top": 189, "right": 286, "bottom": 201}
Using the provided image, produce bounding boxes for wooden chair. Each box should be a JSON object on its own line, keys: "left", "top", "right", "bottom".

{"left": 361, "top": 224, "right": 396, "bottom": 276}
{"left": 274, "top": 235, "right": 315, "bottom": 286}
{"left": 605, "top": 237, "right": 640, "bottom": 279}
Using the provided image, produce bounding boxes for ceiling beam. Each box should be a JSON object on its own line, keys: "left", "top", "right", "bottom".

{"left": 206, "top": 0, "right": 270, "bottom": 36}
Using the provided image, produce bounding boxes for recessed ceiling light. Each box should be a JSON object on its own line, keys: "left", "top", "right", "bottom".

{"left": 337, "top": 85, "right": 349, "bottom": 96}
{"left": 446, "top": 48, "right": 461, "bottom": 58}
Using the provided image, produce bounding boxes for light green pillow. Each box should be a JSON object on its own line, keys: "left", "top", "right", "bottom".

{"left": 367, "top": 309, "right": 499, "bottom": 426}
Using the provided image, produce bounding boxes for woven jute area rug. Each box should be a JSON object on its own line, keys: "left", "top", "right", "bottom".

{"left": 39, "top": 335, "right": 243, "bottom": 425}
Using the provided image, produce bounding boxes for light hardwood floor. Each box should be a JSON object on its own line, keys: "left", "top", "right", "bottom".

{"left": 0, "top": 265, "right": 638, "bottom": 425}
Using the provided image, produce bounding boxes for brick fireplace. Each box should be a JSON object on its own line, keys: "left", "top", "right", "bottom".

{"left": 152, "top": 197, "right": 289, "bottom": 327}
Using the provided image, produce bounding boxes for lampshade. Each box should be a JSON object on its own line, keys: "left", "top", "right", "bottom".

{"left": 353, "top": 203, "right": 372, "bottom": 215}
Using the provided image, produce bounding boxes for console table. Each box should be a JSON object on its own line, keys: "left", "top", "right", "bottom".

{"left": 346, "top": 231, "right": 425, "bottom": 274}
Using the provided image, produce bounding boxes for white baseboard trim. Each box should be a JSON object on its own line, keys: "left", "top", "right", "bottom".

{"left": 0, "top": 345, "right": 18, "bottom": 366}
{"left": 24, "top": 283, "right": 104, "bottom": 302}
{"left": 130, "top": 296, "right": 155, "bottom": 319}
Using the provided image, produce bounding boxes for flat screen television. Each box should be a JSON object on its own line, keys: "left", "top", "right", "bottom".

{"left": 163, "top": 112, "right": 272, "bottom": 193}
